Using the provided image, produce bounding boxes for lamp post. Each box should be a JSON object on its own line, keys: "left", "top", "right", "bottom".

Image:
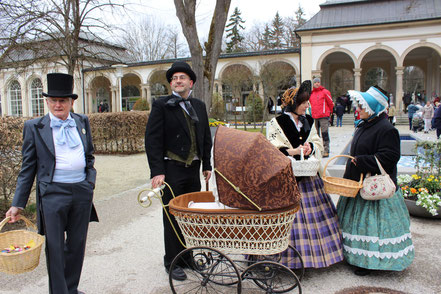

{"left": 111, "top": 64, "right": 128, "bottom": 112}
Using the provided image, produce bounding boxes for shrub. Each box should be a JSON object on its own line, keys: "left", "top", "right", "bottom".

{"left": 210, "top": 92, "right": 225, "bottom": 120}
{"left": 246, "top": 91, "right": 263, "bottom": 122}
{"left": 132, "top": 98, "right": 150, "bottom": 111}
{"left": 88, "top": 111, "right": 149, "bottom": 154}
{"left": 0, "top": 117, "right": 28, "bottom": 211}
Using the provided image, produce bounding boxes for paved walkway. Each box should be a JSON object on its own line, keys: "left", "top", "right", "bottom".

{"left": 1, "top": 125, "right": 440, "bottom": 293}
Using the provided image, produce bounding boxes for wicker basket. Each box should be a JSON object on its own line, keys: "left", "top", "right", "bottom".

{"left": 291, "top": 148, "right": 320, "bottom": 177}
{"left": 0, "top": 216, "right": 45, "bottom": 274}
{"left": 322, "top": 155, "right": 363, "bottom": 197}
{"left": 169, "top": 191, "right": 299, "bottom": 255}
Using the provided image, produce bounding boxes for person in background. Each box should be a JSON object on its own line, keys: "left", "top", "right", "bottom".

{"left": 388, "top": 102, "right": 397, "bottom": 125}
{"left": 407, "top": 101, "right": 419, "bottom": 130}
{"left": 309, "top": 77, "right": 334, "bottom": 157}
{"left": 6, "top": 73, "right": 98, "bottom": 294}
{"left": 337, "top": 85, "right": 414, "bottom": 276}
{"left": 335, "top": 102, "right": 345, "bottom": 127}
{"left": 268, "top": 81, "right": 344, "bottom": 271}
{"left": 144, "top": 62, "right": 212, "bottom": 281}
{"left": 432, "top": 102, "right": 441, "bottom": 139}
{"left": 421, "top": 101, "right": 434, "bottom": 133}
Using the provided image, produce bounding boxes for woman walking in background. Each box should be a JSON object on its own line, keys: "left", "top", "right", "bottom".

{"left": 268, "top": 81, "right": 344, "bottom": 270}
{"left": 421, "top": 101, "right": 434, "bottom": 133}
{"left": 337, "top": 86, "right": 414, "bottom": 276}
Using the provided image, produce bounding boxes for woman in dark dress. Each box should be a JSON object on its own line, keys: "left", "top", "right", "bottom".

{"left": 337, "top": 86, "right": 414, "bottom": 276}
{"left": 267, "top": 81, "right": 344, "bottom": 269}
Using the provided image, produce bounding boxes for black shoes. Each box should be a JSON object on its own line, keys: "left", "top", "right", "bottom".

{"left": 166, "top": 266, "right": 187, "bottom": 281}
{"left": 354, "top": 267, "right": 371, "bottom": 276}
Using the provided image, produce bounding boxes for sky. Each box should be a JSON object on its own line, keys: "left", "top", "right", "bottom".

{"left": 124, "top": 0, "right": 325, "bottom": 37}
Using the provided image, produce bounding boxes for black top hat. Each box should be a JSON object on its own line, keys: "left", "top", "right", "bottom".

{"left": 42, "top": 73, "right": 78, "bottom": 99}
{"left": 166, "top": 62, "right": 197, "bottom": 83}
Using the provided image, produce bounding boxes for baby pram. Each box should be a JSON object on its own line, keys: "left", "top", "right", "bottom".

{"left": 140, "top": 126, "right": 304, "bottom": 293}
{"left": 412, "top": 112, "right": 424, "bottom": 132}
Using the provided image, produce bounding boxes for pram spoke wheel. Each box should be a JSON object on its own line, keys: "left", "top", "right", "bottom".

{"left": 246, "top": 245, "right": 304, "bottom": 281}
{"left": 170, "top": 246, "right": 242, "bottom": 294}
{"left": 241, "top": 261, "right": 301, "bottom": 294}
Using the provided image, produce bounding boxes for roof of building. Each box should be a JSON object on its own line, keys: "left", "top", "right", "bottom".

{"left": 297, "top": 0, "right": 441, "bottom": 32}
{"left": 83, "top": 48, "right": 300, "bottom": 72}
{"left": 0, "top": 33, "right": 130, "bottom": 66}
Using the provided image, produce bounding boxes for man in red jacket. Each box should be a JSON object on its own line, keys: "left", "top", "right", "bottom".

{"left": 310, "top": 77, "right": 334, "bottom": 157}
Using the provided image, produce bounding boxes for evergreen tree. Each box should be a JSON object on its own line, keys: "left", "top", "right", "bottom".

{"left": 295, "top": 5, "right": 307, "bottom": 28}
{"left": 225, "top": 7, "right": 245, "bottom": 53}
{"left": 261, "top": 24, "right": 272, "bottom": 50}
{"left": 270, "top": 12, "right": 285, "bottom": 49}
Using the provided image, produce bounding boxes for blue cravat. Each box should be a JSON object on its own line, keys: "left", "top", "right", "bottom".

{"left": 50, "top": 118, "right": 81, "bottom": 148}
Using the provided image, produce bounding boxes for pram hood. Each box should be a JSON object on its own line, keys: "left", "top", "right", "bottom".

{"left": 212, "top": 125, "right": 301, "bottom": 211}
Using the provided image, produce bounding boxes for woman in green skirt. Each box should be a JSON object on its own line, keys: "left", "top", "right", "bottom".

{"left": 337, "top": 86, "right": 414, "bottom": 276}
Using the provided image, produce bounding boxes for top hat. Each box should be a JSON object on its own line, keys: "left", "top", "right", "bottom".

{"left": 166, "top": 62, "right": 197, "bottom": 83}
{"left": 42, "top": 73, "right": 78, "bottom": 99}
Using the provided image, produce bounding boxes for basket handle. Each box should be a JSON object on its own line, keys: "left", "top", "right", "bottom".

{"left": 0, "top": 216, "right": 37, "bottom": 232}
{"left": 323, "top": 155, "right": 363, "bottom": 185}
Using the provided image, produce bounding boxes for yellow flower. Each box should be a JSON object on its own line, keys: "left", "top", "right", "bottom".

{"left": 428, "top": 178, "right": 432, "bottom": 182}
{"left": 412, "top": 174, "right": 418, "bottom": 180}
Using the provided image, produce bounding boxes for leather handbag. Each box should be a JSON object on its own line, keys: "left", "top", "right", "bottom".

{"left": 360, "top": 156, "right": 396, "bottom": 200}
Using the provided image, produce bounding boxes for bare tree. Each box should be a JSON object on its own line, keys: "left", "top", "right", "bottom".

{"left": 242, "top": 22, "right": 265, "bottom": 52}
{"left": 0, "top": 0, "right": 126, "bottom": 74}
{"left": 259, "top": 61, "right": 295, "bottom": 131}
{"left": 174, "top": 0, "right": 231, "bottom": 111}
{"left": 120, "top": 16, "right": 187, "bottom": 62}
{"left": 221, "top": 64, "right": 253, "bottom": 130}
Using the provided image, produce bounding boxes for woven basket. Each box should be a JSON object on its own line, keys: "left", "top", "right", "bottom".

{"left": 322, "top": 155, "right": 363, "bottom": 197}
{"left": 0, "top": 216, "right": 45, "bottom": 274}
{"left": 291, "top": 148, "right": 320, "bottom": 177}
{"left": 169, "top": 191, "right": 299, "bottom": 255}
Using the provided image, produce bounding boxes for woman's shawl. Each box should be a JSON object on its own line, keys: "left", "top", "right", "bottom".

{"left": 267, "top": 115, "right": 323, "bottom": 160}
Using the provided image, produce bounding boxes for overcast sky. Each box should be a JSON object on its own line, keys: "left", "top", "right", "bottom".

{"left": 124, "top": 0, "right": 325, "bottom": 37}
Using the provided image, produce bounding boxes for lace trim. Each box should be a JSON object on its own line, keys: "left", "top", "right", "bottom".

{"left": 342, "top": 232, "right": 412, "bottom": 246}
{"left": 343, "top": 244, "right": 414, "bottom": 259}
{"left": 348, "top": 90, "right": 375, "bottom": 115}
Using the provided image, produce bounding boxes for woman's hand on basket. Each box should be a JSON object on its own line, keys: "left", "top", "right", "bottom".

{"left": 5, "top": 206, "right": 22, "bottom": 223}
{"left": 302, "top": 143, "right": 312, "bottom": 155}
{"left": 151, "top": 174, "right": 165, "bottom": 188}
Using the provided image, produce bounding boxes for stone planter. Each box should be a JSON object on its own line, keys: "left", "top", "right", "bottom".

{"left": 404, "top": 199, "right": 441, "bottom": 219}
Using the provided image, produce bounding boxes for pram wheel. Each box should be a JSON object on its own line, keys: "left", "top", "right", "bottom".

{"left": 246, "top": 245, "right": 305, "bottom": 281}
{"left": 169, "top": 246, "right": 241, "bottom": 294}
{"left": 241, "top": 261, "right": 302, "bottom": 293}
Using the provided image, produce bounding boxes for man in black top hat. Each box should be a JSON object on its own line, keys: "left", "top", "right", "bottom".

{"left": 145, "top": 62, "right": 212, "bottom": 281}
{"left": 6, "top": 73, "right": 98, "bottom": 294}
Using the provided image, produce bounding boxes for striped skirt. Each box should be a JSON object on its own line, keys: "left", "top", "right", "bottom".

{"left": 281, "top": 175, "right": 344, "bottom": 269}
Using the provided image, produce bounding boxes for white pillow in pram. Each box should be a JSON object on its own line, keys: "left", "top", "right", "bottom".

{"left": 188, "top": 201, "right": 237, "bottom": 210}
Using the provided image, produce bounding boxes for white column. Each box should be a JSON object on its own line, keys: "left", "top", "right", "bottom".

{"left": 353, "top": 68, "right": 362, "bottom": 91}
{"left": 395, "top": 66, "right": 404, "bottom": 113}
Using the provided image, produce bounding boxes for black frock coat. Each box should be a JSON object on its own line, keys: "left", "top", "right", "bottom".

{"left": 344, "top": 113, "right": 400, "bottom": 187}
{"left": 145, "top": 94, "right": 212, "bottom": 178}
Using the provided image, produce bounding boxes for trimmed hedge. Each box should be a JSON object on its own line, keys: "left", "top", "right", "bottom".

{"left": 88, "top": 111, "right": 149, "bottom": 154}
{"left": 0, "top": 117, "right": 28, "bottom": 209}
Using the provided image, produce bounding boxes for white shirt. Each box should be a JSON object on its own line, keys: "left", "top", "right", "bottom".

{"left": 49, "top": 112, "right": 86, "bottom": 182}
{"left": 286, "top": 112, "right": 303, "bottom": 132}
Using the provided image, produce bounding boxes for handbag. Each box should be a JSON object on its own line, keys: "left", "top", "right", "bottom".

{"left": 360, "top": 156, "right": 396, "bottom": 200}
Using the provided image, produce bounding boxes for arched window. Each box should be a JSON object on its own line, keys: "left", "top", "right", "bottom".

{"left": 30, "top": 78, "right": 44, "bottom": 116}
{"left": 403, "top": 66, "right": 424, "bottom": 95}
{"left": 331, "top": 69, "right": 354, "bottom": 97}
{"left": 151, "top": 83, "right": 168, "bottom": 101}
{"left": 9, "top": 80, "right": 22, "bottom": 116}
{"left": 364, "top": 67, "right": 388, "bottom": 91}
